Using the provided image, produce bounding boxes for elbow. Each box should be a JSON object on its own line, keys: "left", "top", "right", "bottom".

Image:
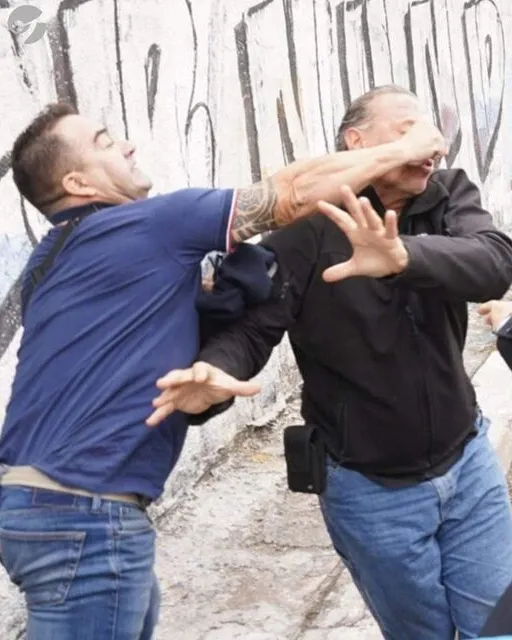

{"left": 475, "top": 254, "right": 512, "bottom": 302}
{"left": 471, "top": 282, "right": 509, "bottom": 303}
{"left": 489, "top": 267, "right": 512, "bottom": 301}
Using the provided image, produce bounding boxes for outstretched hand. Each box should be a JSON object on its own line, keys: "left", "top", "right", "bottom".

{"left": 146, "top": 362, "right": 260, "bottom": 427}
{"left": 318, "top": 185, "right": 409, "bottom": 282}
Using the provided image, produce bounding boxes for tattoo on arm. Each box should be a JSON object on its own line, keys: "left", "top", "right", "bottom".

{"left": 231, "top": 178, "right": 279, "bottom": 244}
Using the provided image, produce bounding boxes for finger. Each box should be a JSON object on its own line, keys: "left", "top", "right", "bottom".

{"left": 477, "top": 302, "right": 493, "bottom": 315}
{"left": 360, "top": 197, "right": 384, "bottom": 231}
{"left": 146, "top": 402, "right": 176, "bottom": 427}
{"left": 383, "top": 210, "right": 398, "bottom": 240}
{"left": 152, "top": 389, "right": 176, "bottom": 407}
{"left": 339, "top": 186, "right": 368, "bottom": 228}
{"left": 322, "top": 259, "right": 356, "bottom": 282}
{"left": 317, "top": 200, "right": 357, "bottom": 236}
{"left": 156, "top": 369, "right": 195, "bottom": 389}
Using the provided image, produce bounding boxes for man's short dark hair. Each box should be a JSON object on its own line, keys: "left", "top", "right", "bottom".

{"left": 336, "top": 85, "right": 417, "bottom": 151}
{"left": 11, "top": 102, "right": 79, "bottom": 211}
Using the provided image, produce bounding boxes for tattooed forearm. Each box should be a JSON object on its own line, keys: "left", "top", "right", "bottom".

{"left": 231, "top": 178, "right": 279, "bottom": 244}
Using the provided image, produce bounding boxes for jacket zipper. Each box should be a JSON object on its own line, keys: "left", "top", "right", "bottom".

{"left": 405, "top": 307, "right": 433, "bottom": 469}
{"left": 401, "top": 210, "right": 433, "bottom": 470}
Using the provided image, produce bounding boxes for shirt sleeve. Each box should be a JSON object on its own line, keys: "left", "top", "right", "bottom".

{"left": 151, "top": 188, "right": 236, "bottom": 267}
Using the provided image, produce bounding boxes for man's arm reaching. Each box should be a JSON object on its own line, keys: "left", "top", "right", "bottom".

{"left": 229, "top": 118, "right": 446, "bottom": 244}
{"left": 147, "top": 217, "right": 322, "bottom": 426}
{"left": 147, "top": 294, "right": 290, "bottom": 426}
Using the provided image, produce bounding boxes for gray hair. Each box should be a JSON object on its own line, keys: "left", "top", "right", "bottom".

{"left": 335, "top": 85, "right": 417, "bottom": 151}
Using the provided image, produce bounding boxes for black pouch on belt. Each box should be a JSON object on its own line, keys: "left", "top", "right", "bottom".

{"left": 283, "top": 425, "right": 326, "bottom": 494}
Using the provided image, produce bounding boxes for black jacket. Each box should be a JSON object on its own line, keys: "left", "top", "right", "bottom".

{"left": 199, "top": 169, "right": 512, "bottom": 482}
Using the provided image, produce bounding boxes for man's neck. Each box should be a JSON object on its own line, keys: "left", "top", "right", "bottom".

{"left": 372, "top": 185, "right": 409, "bottom": 216}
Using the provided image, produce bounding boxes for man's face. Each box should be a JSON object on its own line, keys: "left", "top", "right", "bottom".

{"left": 355, "top": 93, "right": 435, "bottom": 197}
{"left": 54, "top": 115, "right": 152, "bottom": 204}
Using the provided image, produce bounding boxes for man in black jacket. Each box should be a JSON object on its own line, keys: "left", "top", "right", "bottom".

{"left": 148, "top": 86, "right": 512, "bottom": 639}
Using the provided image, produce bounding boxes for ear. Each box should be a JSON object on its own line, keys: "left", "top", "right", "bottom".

{"left": 61, "top": 171, "right": 97, "bottom": 198}
{"left": 343, "top": 127, "right": 366, "bottom": 150}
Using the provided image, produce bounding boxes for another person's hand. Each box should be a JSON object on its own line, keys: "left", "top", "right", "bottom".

{"left": 146, "top": 362, "right": 260, "bottom": 426}
{"left": 477, "top": 300, "right": 512, "bottom": 332}
{"left": 397, "top": 118, "right": 448, "bottom": 165}
{"left": 317, "top": 185, "right": 409, "bottom": 281}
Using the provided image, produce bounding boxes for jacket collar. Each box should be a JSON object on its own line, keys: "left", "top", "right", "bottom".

{"left": 359, "top": 173, "right": 450, "bottom": 218}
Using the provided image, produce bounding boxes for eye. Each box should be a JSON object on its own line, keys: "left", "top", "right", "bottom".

{"left": 98, "top": 132, "right": 115, "bottom": 149}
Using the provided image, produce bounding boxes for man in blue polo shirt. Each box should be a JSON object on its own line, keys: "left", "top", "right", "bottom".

{"left": 0, "top": 101, "right": 447, "bottom": 639}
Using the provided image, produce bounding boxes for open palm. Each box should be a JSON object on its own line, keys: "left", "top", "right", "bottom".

{"left": 146, "top": 362, "right": 260, "bottom": 426}
{"left": 318, "top": 186, "right": 409, "bottom": 281}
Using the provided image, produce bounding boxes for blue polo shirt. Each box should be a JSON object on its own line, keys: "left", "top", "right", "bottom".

{"left": 0, "top": 188, "right": 235, "bottom": 499}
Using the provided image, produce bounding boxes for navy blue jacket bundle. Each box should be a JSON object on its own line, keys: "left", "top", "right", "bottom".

{"left": 193, "top": 242, "right": 278, "bottom": 425}
{"left": 197, "top": 243, "right": 278, "bottom": 345}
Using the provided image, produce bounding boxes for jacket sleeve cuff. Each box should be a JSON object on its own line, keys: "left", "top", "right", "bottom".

{"left": 185, "top": 399, "right": 235, "bottom": 425}
{"left": 394, "top": 237, "right": 426, "bottom": 281}
{"left": 377, "top": 241, "right": 415, "bottom": 284}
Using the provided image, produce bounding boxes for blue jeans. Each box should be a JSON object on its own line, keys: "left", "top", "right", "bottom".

{"left": 320, "top": 416, "right": 512, "bottom": 639}
{"left": 0, "top": 487, "right": 159, "bottom": 639}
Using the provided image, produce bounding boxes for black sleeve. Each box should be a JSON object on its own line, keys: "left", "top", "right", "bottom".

{"left": 496, "top": 315, "right": 512, "bottom": 371}
{"left": 398, "top": 169, "right": 512, "bottom": 302}
{"left": 480, "top": 580, "right": 512, "bottom": 635}
{"left": 198, "top": 216, "right": 322, "bottom": 381}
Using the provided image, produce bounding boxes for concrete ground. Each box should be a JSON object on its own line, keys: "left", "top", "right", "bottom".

{"left": 1, "top": 306, "right": 512, "bottom": 639}
{"left": 154, "top": 392, "right": 380, "bottom": 640}
{"left": 150, "top": 304, "right": 512, "bottom": 640}
{"left": 152, "top": 363, "right": 512, "bottom": 640}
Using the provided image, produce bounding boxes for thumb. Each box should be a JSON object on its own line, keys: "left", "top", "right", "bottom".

{"left": 192, "top": 361, "right": 213, "bottom": 384}
{"left": 223, "top": 376, "right": 261, "bottom": 397}
{"left": 322, "top": 259, "right": 357, "bottom": 283}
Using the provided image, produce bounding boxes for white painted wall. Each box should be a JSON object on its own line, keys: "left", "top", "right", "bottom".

{"left": 0, "top": 0, "right": 511, "bottom": 504}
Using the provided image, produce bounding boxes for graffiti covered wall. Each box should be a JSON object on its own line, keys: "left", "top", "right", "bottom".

{"left": 0, "top": 0, "right": 511, "bottom": 426}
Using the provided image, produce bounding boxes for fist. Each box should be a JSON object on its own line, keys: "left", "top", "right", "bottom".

{"left": 398, "top": 118, "right": 447, "bottom": 165}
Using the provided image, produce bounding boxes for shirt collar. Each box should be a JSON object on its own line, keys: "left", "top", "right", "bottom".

{"left": 50, "top": 201, "right": 114, "bottom": 226}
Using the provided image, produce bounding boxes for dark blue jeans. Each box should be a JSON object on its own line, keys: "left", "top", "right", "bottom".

{"left": 0, "top": 487, "right": 159, "bottom": 639}
{"left": 320, "top": 415, "right": 512, "bottom": 639}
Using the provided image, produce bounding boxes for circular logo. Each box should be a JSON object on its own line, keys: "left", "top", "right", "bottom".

{"left": 7, "top": 5, "right": 47, "bottom": 45}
